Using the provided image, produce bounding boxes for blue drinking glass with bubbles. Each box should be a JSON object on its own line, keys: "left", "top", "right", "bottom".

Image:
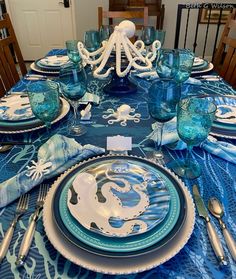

{"left": 175, "top": 49, "right": 195, "bottom": 83}
{"left": 66, "top": 40, "right": 81, "bottom": 64}
{"left": 27, "top": 80, "right": 60, "bottom": 129}
{"left": 169, "top": 97, "right": 216, "bottom": 179}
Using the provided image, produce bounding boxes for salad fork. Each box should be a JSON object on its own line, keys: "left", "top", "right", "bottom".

{"left": 16, "top": 184, "right": 49, "bottom": 267}
{"left": 0, "top": 194, "right": 30, "bottom": 263}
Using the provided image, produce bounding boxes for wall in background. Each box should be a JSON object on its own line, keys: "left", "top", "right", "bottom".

{"left": 74, "top": 0, "right": 234, "bottom": 58}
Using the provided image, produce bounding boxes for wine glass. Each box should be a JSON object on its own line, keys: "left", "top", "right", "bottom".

{"left": 59, "top": 62, "right": 87, "bottom": 136}
{"left": 100, "top": 25, "right": 114, "bottom": 41}
{"left": 148, "top": 78, "right": 181, "bottom": 160}
{"left": 66, "top": 40, "right": 81, "bottom": 64}
{"left": 155, "top": 49, "right": 179, "bottom": 79}
{"left": 169, "top": 97, "right": 216, "bottom": 179}
{"left": 84, "top": 30, "right": 101, "bottom": 52}
{"left": 141, "top": 26, "right": 155, "bottom": 52}
{"left": 27, "top": 80, "right": 60, "bottom": 129}
{"left": 154, "top": 30, "right": 166, "bottom": 46}
{"left": 175, "top": 49, "right": 195, "bottom": 83}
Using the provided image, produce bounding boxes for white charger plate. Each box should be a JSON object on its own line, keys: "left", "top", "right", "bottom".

{"left": 43, "top": 157, "right": 195, "bottom": 275}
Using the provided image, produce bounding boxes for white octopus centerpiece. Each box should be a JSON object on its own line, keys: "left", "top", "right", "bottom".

{"left": 78, "top": 20, "right": 161, "bottom": 79}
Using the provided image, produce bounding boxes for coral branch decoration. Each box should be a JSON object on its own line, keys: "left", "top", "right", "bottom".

{"left": 78, "top": 20, "right": 161, "bottom": 79}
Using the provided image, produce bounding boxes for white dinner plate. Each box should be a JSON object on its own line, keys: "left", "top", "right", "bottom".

{"left": 30, "top": 62, "right": 60, "bottom": 75}
{"left": 191, "top": 62, "right": 214, "bottom": 74}
{"left": 0, "top": 98, "right": 70, "bottom": 134}
{"left": 43, "top": 157, "right": 195, "bottom": 275}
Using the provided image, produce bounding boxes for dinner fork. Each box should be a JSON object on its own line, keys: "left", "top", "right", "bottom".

{"left": 16, "top": 184, "right": 49, "bottom": 267}
{"left": 0, "top": 194, "right": 30, "bottom": 263}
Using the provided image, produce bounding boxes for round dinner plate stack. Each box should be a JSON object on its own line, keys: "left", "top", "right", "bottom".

{"left": 209, "top": 95, "right": 236, "bottom": 139}
{"left": 30, "top": 55, "right": 69, "bottom": 75}
{"left": 0, "top": 94, "right": 70, "bottom": 134}
{"left": 192, "top": 57, "right": 214, "bottom": 74}
{"left": 43, "top": 154, "right": 195, "bottom": 274}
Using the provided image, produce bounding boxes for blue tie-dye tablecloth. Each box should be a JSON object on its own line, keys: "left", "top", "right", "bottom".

{"left": 0, "top": 50, "right": 236, "bottom": 279}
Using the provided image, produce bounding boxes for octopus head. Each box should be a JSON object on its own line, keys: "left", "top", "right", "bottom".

{"left": 117, "top": 104, "right": 132, "bottom": 117}
{"left": 117, "top": 20, "right": 136, "bottom": 38}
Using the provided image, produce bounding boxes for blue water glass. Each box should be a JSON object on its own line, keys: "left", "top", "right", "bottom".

{"left": 155, "top": 49, "right": 179, "bottom": 79}
{"left": 141, "top": 26, "right": 156, "bottom": 46}
{"left": 100, "top": 25, "right": 114, "bottom": 41}
{"left": 175, "top": 49, "right": 195, "bottom": 83}
{"left": 148, "top": 78, "right": 181, "bottom": 160}
{"left": 169, "top": 97, "right": 216, "bottom": 179}
{"left": 27, "top": 81, "right": 60, "bottom": 129}
{"left": 59, "top": 62, "right": 87, "bottom": 135}
{"left": 84, "top": 30, "right": 101, "bottom": 52}
{"left": 154, "top": 30, "right": 166, "bottom": 46}
{"left": 66, "top": 40, "right": 81, "bottom": 64}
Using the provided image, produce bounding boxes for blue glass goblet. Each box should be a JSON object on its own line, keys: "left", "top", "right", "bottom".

{"left": 27, "top": 80, "right": 60, "bottom": 129}
{"left": 100, "top": 25, "right": 114, "bottom": 41}
{"left": 141, "top": 26, "right": 155, "bottom": 52}
{"left": 59, "top": 62, "right": 87, "bottom": 136}
{"left": 155, "top": 49, "right": 179, "bottom": 79}
{"left": 175, "top": 49, "right": 195, "bottom": 84}
{"left": 66, "top": 40, "right": 81, "bottom": 64}
{"left": 84, "top": 30, "right": 101, "bottom": 52}
{"left": 155, "top": 30, "right": 166, "bottom": 46}
{"left": 169, "top": 97, "right": 216, "bottom": 179}
{"left": 148, "top": 79, "right": 181, "bottom": 160}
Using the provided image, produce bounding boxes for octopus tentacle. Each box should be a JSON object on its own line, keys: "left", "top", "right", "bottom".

{"left": 93, "top": 32, "right": 117, "bottom": 74}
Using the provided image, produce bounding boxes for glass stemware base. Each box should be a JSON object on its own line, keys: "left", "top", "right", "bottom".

{"left": 168, "top": 159, "right": 201, "bottom": 179}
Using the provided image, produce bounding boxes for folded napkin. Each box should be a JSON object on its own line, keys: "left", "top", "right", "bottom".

{"left": 40, "top": 55, "right": 69, "bottom": 66}
{"left": 148, "top": 119, "right": 236, "bottom": 164}
{"left": 0, "top": 134, "right": 105, "bottom": 208}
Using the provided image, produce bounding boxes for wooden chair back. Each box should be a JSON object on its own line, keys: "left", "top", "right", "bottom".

{"left": 98, "top": 6, "right": 149, "bottom": 31}
{"left": 213, "top": 9, "right": 236, "bottom": 88}
{"left": 0, "top": 13, "right": 27, "bottom": 97}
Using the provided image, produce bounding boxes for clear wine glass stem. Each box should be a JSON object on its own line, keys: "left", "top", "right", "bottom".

{"left": 153, "top": 122, "right": 164, "bottom": 159}
{"left": 71, "top": 100, "right": 79, "bottom": 127}
{"left": 185, "top": 145, "right": 193, "bottom": 167}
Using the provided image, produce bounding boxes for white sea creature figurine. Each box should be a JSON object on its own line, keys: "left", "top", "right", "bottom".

{"left": 26, "top": 159, "right": 52, "bottom": 181}
{"left": 80, "top": 103, "right": 92, "bottom": 120}
{"left": 78, "top": 20, "right": 161, "bottom": 79}
{"left": 103, "top": 104, "right": 141, "bottom": 126}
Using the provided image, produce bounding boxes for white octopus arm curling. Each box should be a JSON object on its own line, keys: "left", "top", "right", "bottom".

{"left": 145, "top": 40, "right": 162, "bottom": 62}
{"left": 93, "top": 32, "right": 118, "bottom": 78}
{"left": 78, "top": 42, "right": 105, "bottom": 65}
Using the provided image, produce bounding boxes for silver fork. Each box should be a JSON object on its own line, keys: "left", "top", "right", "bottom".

{"left": 16, "top": 184, "right": 49, "bottom": 267}
{"left": 0, "top": 194, "right": 30, "bottom": 263}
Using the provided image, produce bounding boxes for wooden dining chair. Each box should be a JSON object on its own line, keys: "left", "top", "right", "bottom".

{"left": 0, "top": 13, "right": 27, "bottom": 97}
{"left": 98, "top": 6, "right": 149, "bottom": 32}
{"left": 213, "top": 9, "right": 236, "bottom": 88}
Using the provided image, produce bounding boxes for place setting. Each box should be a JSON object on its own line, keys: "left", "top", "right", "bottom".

{"left": 42, "top": 135, "right": 195, "bottom": 274}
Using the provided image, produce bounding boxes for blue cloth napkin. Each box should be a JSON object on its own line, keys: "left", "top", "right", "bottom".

{"left": 0, "top": 134, "right": 105, "bottom": 208}
{"left": 148, "top": 118, "right": 236, "bottom": 164}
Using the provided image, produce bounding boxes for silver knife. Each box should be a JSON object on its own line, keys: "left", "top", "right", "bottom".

{"left": 192, "top": 185, "right": 227, "bottom": 265}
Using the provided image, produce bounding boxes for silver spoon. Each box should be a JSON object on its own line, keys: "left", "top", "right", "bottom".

{"left": 208, "top": 197, "right": 236, "bottom": 261}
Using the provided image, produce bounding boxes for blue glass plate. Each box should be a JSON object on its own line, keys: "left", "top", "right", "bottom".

{"left": 53, "top": 156, "right": 186, "bottom": 256}
{"left": 192, "top": 60, "right": 209, "bottom": 71}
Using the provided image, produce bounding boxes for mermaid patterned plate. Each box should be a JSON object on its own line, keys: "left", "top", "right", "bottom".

{"left": 54, "top": 155, "right": 181, "bottom": 253}
{"left": 67, "top": 158, "right": 170, "bottom": 238}
{"left": 0, "top": 94, "right": 35, "bottom": 121}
